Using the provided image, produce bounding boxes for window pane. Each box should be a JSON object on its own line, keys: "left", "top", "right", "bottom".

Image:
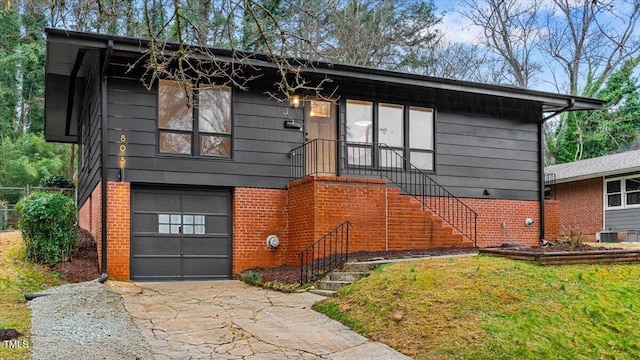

{"left": 158, "top": 80, "right": 193, "bottom": 131}
{"left": 378, "top": 103, "right": 404, "bottom": 147}
{"left": 158, "top": 224, "right": 170, "bottom": 234}
{"left": 608, "top": 194, "right": 622, "bottom": 207}
{"left": 409, "top": 107, "right": 434, "bottom": 150}
{"left": 628, "top": 192, "right": 640, "bottom": 205}
{"left": 347, "top": 145, "right": 372, "bottom": 167}
{"left": 411, "top": 151, "right": 433, "bottom": 170}
{"left": 195, "top": 225, "right": 205, "bottom": 234}
{"left": 379, "top": 148, "right": 403, "bottom": 168}
{"left": 195, "top": 215, "right": 205, "bottom": 225}
{"left": 183, "top": 215, "right": 193, "bottom": 224}
{"left": 346, "top": 100, "right": 373, "bottom": 143}
{"left": 607, "top": 180, "right": 621, "bottom": 193}
{"left": 160, "top": 132, "right": 192, "bottom": 154}
{"left": 158, "top": 214, "right": 170, "bottom": 224}
{"left": 199, "top": 85, "right": 231, "bottom": 133}
{"left": 200, "top": 135, "right": 231, "bottom": 157}
{"left": 310, "top": 100, "right": 331, "bottom": 117}
{"left": 626, "top": 178, "right": 640, "bottom": 192}
{"left": 170, "top": 225, "right": 180, "bottom": 234}
{"left": 183, "top": 225, "right": 194, "bottom": 234}
{"left": 171, "top": 214, "right": 181, "bottom": 223}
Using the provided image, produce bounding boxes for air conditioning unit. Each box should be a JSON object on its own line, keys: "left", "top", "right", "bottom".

{"left": 599, "top": 231, "right": 618, "bottom": 243}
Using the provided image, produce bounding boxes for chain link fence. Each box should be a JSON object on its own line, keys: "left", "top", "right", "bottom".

{"left": 0, "top": 186, "right": 77, "bottom": 231}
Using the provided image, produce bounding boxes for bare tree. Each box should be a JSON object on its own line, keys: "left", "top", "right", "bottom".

{"left": 459, "top": 0, "right": 544, "bottom": 88}
{"left": 543, "top": 0, "right": 640, "bottom": 96}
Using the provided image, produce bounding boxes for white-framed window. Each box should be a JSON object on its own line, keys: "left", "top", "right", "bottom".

{"left": 605, "top": 175, "right": 640, "bottom": 209}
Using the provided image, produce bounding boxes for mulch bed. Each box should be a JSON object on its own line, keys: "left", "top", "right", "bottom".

{"left": 244, "top": 247, "right": 479, "bottom": 285}
{"left": 51, "top": 227, "right": 101, "bottom": 282}
{"left": 499, "top": 243, "right": 621, "bottom": 253}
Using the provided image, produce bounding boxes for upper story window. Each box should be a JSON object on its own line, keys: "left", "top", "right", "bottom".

{"left": 606, "top": 176, "right": 640, "bottom": 209}
{"left": 158, "top": 80, "right": 232, "bottom": 157}
{"left": 346, "top": 99, "right": 435, "bottom": 171}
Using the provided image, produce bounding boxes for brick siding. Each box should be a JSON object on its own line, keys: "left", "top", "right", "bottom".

{"left": 556, "top": 178, "right": 603, "bottom": 242}
{"left": 232, "top": 188, "right": 288, "bottom": 274}
{"left": 78, "top": 176, "right": 547, "bottom": 279}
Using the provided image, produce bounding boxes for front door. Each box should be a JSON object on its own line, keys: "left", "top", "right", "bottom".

{"left": 305, "top": 100, "right": 337, "bottom": 175}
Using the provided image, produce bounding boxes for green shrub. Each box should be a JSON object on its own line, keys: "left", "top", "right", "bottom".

{"left": 40, "top": 176, "right": 75, "bottom": 189}
{"left": 15, "top": 192, "right": 77, "bottom": 266}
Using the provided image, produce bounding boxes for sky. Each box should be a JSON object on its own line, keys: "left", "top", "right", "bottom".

{"left": 429, "top": 0, "right": 640, "bottom": 94}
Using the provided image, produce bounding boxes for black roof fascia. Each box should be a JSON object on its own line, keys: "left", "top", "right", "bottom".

{"left": 45, "top": 28, "right": 605, "bottom": 114}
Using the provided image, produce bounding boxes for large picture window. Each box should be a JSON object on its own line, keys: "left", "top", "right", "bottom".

{"left": 158, "top": 80, "right": 232, "bottom": 157}
{"left": 606, "top": 176, "right": 640, "bottom": 209}
{"left": 345, "top": 99, "right": 435, "bottom": 171}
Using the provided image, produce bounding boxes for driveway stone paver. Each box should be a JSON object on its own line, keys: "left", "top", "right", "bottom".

{"left": 108, "top": 280, "right": 412, "bottom": 360}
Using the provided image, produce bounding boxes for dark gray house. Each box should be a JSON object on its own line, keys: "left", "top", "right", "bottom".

{"left": 44, "top": 29, "right": 603, "bottom": 280}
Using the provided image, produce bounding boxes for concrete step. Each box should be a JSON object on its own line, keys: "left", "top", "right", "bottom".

{"left": 318, "top": 280, "right": 353, "bottom": 291}
{"left": 309, "top": 289, "right": 337, "bottom": 297}
{"left": 328, "top": 271, "right": 368, "bottom": 282}
{"left": 342, "top": 262, "right": 380, "bottom": 273}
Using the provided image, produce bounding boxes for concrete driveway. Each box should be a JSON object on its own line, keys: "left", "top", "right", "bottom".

{"left": 108, "top": 281, "right": 412, "bottom": 360}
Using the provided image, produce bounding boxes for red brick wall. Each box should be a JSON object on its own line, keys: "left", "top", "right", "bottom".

{"left": 544, "top": 200, "right": 560, "bottom": 241}
{"left": 462, "top": 198, "right": 540, "bottom": 247}
{"left": 232, "top": 188, "right": 288, "bottom": 274}
{"left": 229, "top": 176, "right": 545, "bottom": 275}
{"left": 556, "top": 178, "right": 603, "bottom": 242}
{"left": 79, "top": 177, "right": 550, "bottom": 279}
{"left": 106, "top": 182, "right": 130, "bottom": 280}
{"left": 78, "top": 183, "right": 103, "bottom": 271}
{"left": 78, "top": 196, "right": 91, "bottom": 232}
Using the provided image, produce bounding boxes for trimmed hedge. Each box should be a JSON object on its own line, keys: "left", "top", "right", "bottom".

{"left": 15, "top": 192, "right": 77, "bottom": 266}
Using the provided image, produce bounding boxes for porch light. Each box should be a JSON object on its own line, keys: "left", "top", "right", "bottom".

{"left": 290, "top": 95, "right": 301, "bottom": 108}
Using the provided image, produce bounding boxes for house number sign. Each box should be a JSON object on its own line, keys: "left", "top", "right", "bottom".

{"left": 119, "top": 134, "right": 126, "bottom": 168}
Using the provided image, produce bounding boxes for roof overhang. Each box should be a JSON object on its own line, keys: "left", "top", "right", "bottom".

{"left": 45, "top": 29, "right": 605, "bottom": 143}
{"left": 552, "top": 166, "right": 640, "bottom": 184}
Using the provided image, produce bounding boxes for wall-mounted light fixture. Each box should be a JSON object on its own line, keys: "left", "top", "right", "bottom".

{"left": 483, "top": 189, "right": 491, "bottom": 196}
{"left": 525, "top": 218, "right": 534, "bottom": 227}
{"left": 290, "top": 95, "right": 301, "bottom": 108}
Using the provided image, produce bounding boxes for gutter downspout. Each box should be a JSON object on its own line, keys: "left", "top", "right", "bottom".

{"left": 99, "top": 40, "right": 113, "bottom": 282}
{"left": 538, "top": 99, "right": 574, "bottom": 243}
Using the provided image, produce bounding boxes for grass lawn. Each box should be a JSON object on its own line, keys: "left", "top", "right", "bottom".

{"left": 0, "top": 232, "right": 62, "bottom": 360}
{"left": 314, "top": 255, "right": 640, "bottom": 360}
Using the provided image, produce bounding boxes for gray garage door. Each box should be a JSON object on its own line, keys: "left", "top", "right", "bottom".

{"left": 131, "top": 187, "right": 231, "bottom": 280}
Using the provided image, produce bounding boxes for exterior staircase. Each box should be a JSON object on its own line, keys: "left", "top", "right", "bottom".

{"left": 309, "top": 261, "right": 380, "bottom": 297}
{"left": 386, "top": 187, "right": 473, "bottom": 248}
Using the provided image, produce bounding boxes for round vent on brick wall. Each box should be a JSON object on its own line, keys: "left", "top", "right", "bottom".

{"left": 266, "top": 235, "right": 280, "bottom": 249}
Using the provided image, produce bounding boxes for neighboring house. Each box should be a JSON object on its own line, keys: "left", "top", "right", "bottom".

{"left": 44, "top": 29, "right": 603, "bottom": 280}
{"left": 545, "top": 150, "right": 640, "bottom": 242}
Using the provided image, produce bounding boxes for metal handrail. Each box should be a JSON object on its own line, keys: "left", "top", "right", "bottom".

{"left": 299, "top": 221, "right": 351, "bottom": 284}
{"left": 289, "top": 139, "right": 478, "bottom": 245}
{"left": 544, "top": 173, "right": 556, "bottom": 200}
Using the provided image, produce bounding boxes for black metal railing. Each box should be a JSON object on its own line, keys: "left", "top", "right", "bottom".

{"left": 545, "top": 173, "right": 556, "bottom": 200}
{"left": 299, "top": 221, "right": 351, "bottom": 284}
{"left": 289, "top": 139, "right": 478, "bottom": 245}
